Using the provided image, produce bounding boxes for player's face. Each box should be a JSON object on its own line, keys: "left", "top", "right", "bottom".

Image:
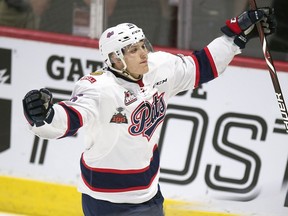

{"left": 123, "top": 40, "right": 149, "bottom": 78}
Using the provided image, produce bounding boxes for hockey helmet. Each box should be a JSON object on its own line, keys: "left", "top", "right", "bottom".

{"left": 99, "top": 23, "right": 152, "bottom": 71}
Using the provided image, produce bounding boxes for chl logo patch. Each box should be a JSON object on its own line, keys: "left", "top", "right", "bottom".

{"left": 110, "top": 107, "right": 128, "bottom": 124}
{"left": 0, "top": 48, "right": 12, "bottom": 84}
{"left": 124, "top": 90, "right": 137, "bottom": 106}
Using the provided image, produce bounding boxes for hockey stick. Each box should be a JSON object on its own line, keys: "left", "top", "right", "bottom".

{"left": 249, "top": 0, "right": 288, "bottom": 133}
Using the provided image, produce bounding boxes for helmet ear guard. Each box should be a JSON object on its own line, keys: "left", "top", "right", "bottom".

{"left": 108, "top": 52, "right": 121, "bottom": 64}
{"left": 107, "top": 52, "right": 127, "bottom": 73}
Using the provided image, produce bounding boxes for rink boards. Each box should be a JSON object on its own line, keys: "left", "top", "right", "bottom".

{"left": 0, "top": 27, "right": 288, "bottom": 216}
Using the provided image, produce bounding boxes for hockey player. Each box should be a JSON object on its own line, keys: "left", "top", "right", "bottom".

{"left": 22, "top": 8, "right": 276, "bottom": 216}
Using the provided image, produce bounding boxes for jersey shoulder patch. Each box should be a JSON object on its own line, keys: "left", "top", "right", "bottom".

{"left": 79, "top": 76, "right": 97, "bottom": 83}
{"left": 90, "top": 70, "right": 105, "bottom": 76}
{"left": 78, "top": 70, "right": 106, "bottom": 84}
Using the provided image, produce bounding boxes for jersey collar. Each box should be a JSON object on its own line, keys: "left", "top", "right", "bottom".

{"left": 108, "top": 67, "right": 143, "bottom": 85}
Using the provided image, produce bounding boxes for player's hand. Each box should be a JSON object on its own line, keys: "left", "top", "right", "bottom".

{"left": 221, "top": 7, "right": 276, "bottom": 48}
{"left": 22, "top": 88, "right": 54, "bottom": 127}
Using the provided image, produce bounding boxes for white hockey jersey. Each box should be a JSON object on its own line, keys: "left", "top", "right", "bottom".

{"left": 30, "top": 35, "right": 241, "bottom": 203}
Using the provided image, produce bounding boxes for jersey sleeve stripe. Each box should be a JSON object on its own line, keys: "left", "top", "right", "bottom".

{"left": 58, "top": 102, "right": 83, "bottom": 138}
{"left": 192, "top": 47, "right": 218, "bottom": 86}
{"left": 80, "top": 145, "right": 160, "bottom": 192}
{"left": 191, "top": 54, "right": 200, "bottom": 88}
{"left": 204, "top": 47, "right": 218, "bottom": 78}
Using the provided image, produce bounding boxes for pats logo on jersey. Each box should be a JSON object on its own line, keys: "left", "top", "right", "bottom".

{"left": 124, "top": 90, "right": 137, "bottom": 106}
{"left": 110, "top": 107, "right": 128, "bottom": 124}
{"left": 129, "top": 92, "right": 166, "bottom": 141}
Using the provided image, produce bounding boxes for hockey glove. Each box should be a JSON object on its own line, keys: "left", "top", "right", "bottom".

{"left": 221, "top": 7, "right": 276, "bottom": 49}
{"left": 23, "top": 88, "right": 54, "bottom": 127}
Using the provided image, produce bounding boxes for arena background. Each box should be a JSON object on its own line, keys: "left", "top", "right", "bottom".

{"left": 0, "top": 0, "right": 288, "bottom": 215}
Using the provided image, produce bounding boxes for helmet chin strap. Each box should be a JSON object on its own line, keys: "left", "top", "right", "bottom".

{"left": 122, "top": 70, "right": 142, "bottom": 81}
{"left": 109, "top": 58, "right": 142, "bottom": 81}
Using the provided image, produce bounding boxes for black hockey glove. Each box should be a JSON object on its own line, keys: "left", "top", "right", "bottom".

{"left": 23, "top": 88, "right": 54, "bottom": 127}
{"left": 221, "top": 7, "right": 276, "bottom": 49}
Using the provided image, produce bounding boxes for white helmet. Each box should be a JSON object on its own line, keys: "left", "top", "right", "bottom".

{"left": 99, "top": 23, "right": 151, "bottom": 73}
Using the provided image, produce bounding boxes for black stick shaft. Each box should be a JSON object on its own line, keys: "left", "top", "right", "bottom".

{"left": 249, "top": 0, "right": 288, "bottom": 133}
